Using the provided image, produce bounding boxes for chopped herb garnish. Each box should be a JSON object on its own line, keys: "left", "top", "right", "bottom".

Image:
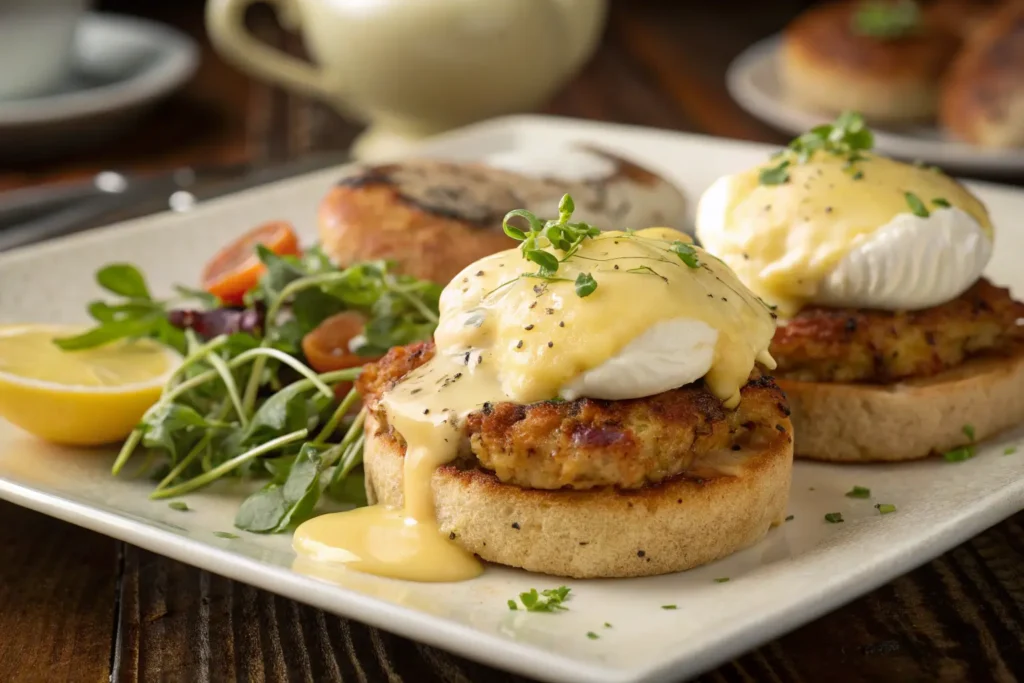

{"left": 852, "top": 0, "right": 921, "bottom": 39}
{"left": 875, "top": 503, "right": 897, "bottom": 515}
{"left": 587, "top": 632, "right": 599, "bottom": 640}
{"left": 759, "top": 160, "right": 790, "bottom": 186}
{"left": 714, "top": 577, "right": 730, "bottom": 583}
{"left": 214, "top": 531, "right": 239, "bottom": 539}
{"left": 963, "top": 424, "right": 976, "bottom": 441}
{"left": 670, "top": 241, "right": 701, "bottom": 268}
{"left": 510, "top": 586, "right": 571, "bottom": 612}
{"left": 944, "top": 446, "right": 975, "bottom": 462}
{"left": 824, "top": 512, "right": 844, "bottom": 524}
{"left": 604, "top": 622, "right": 612, "bottom": 628}
{"left": 845, "top": 486, "right": 871, "bottom": 499}
{"left": 575, "top": 272, "right": 598, "bottom": 298}
{"left": 932, "top": 198, "right": 951, "bottom": 209}
{"left": 661, "top": 604, "right": 678, "bottom": 610}
{"left": 762, "top": 112, "right": 874, "bottom": 185}
{"left": 168, "top": 501, "right": 189, "bottom": 511}
{"left": 905, "top": 192, "right": 929, "bottom": 218}
{"left": 1005, "top": 447, "right": 1018, "bottom": 455}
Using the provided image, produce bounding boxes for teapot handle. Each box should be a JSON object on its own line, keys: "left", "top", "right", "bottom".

{"left": 205, "top": 0, "right": 333, "bottom": 100}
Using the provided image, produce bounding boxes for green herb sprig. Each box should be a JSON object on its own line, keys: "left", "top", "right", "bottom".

{"left": 502, "top": 194, "right": 601, "bottom": 298}
{"left": 852, "top": 0, "right": 921, "bottom": 39}
{"left": 759, "top": 111, "right": 875, "bottom": 185}
{"left": 507, "top": 586, "right": 572, "bottom": 612}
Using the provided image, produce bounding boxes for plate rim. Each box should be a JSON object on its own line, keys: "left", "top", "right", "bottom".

{"left": 0, "top": 12, "right": 199, "bottom": 126}
{"left": 2, "top": 113, "right": 1024, "bottom": 683}
{"left": 725, "top": 35, "right": 1024, "bottom": 174}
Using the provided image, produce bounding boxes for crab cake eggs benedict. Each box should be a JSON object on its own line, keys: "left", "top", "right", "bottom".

{"left": 293, "top": 196, "right": 792, "bottom": 581}
{"left": 697, "top": 112, "right": 1024, "bottom": 463}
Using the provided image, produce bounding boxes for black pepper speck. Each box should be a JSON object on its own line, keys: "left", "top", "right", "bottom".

{"left": 511, "top": 522, "right": 520, "bottom": 530}
{"left": 637, "top": 550, "right": 646, "bottom": 558}
{"left": 516, "top": 340, "right": 523, "bottom": 349}
{"left": 524, "top": 324, "right": 534, "bottom": 331}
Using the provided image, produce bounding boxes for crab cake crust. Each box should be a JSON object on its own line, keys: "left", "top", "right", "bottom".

{"left": 770, "top": 279, "right": 1024, "bottom": 383}
{"left": 357, "top": 342, "right": 790, "bottom": 490}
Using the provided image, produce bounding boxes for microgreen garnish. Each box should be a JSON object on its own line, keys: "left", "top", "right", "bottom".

{"left": 661, "top": 605, "right": 678, "bottom": 610}
{"left": 587, "top": 632, "right": 600, "bottom": 640}
{"left": 1005, "top": 447, "right": 1018, "bottom": 455}
{"left": 760, "top": 112, "right": 874, "bottom": 186}
{"left": 963, "top": 424, "right": 976, "bottom": 441}
{"left": 670, "top": 241, "right": 701, "bottom": 268}
{"left": 759, "top": 160, "right": 791, "bottom": 186}
{"left": 824, "top": 512, "right": 845, "bottom": 524}
{"left": 714, "top": 577, "right": 730, "bottom": 583}
{"left": 502, "top": 194, "right": 601, "bottom": 298}
{"left": 875, "top": 503, "right": 897, "bottom": 515}
{"left": 845, "top": 486, "right": 871, "bottom": 499}
{"left": 932, "top": 198, "right": 951, "bottom": 209}
{"left": 574, "top": 272, "right": 598, "bottom": 298}
{"left": 905, "top": 192, "right": 930, "bottom": 218}
{"left": 852, "top": 0, "right": 921, "bottom": 39}
{"left": 944, "top": 446, "right": 975, "bottom": 462}
{"left": 168, "top": 501, "right": 189, "bottom": 512}
{"left": 510, "top": 586, "right": 572, "bottom": 612}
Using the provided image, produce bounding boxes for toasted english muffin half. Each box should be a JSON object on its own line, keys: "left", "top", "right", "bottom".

{"left": 780, "top": 344, "right": 1024, "bottom": 462}
{"left": 363, "top": 414, "right": 793, "bottom": 579}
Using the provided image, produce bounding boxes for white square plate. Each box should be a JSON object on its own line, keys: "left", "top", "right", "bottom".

{"left": 1, "top": 115, "right": 1022, "bottom": 683}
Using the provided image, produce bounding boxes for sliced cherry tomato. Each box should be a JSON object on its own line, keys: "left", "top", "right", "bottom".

{"left": 201, "top": 221, "right": 300, "bottom": 305}
{"left": 301, "top": 311, "right": 380, "bottom": 400}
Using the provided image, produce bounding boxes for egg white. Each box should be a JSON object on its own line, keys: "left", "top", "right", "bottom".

{"left": 817, "top": 207, "right": 992, "bottom": 310}
{"left": 559, "top": 318, "right": 718, "bottom": 401}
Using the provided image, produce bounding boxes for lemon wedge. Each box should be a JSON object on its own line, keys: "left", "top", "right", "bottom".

{"left": 0, "top": 325, "right": 180, "bottom": 446}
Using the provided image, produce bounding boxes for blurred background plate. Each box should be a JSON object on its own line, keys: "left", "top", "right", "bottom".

{"left": 0, "top": 13, "right": 198, "bottom": 161}
{"left": 726, "top": 35, "right": 1024, "bottom": 176}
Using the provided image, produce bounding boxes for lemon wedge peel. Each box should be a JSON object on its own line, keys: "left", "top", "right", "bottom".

{"left": 0, "top": 325, "right": 181, "bottom": 447}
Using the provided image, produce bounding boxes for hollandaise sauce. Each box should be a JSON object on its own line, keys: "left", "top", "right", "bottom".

{"left": 293, "top": 228, "right": 777, "bottom": 582}
{"left": 697, "top": 153, "right": 993, "bottom": 316}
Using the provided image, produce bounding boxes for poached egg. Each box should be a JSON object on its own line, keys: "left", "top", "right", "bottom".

{"left": 293, "top": 217, "right": 778, "bottom": 583}
{"left": 696, "top": 152, "right": 994, "bottom": 317}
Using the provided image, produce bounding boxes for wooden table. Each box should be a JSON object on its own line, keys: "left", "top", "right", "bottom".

{"left": 2, "top": 1, "right": 1022, "bottom": 681}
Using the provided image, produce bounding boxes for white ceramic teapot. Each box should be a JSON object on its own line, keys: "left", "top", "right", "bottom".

{"left": 206, "top": 0, "right": 609, "bottom": 159}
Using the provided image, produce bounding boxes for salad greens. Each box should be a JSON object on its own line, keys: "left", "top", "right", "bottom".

{"left": 59, "top": 246, "right": 441, "bottom": 533}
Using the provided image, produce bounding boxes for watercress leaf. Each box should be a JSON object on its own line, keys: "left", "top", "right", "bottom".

{"left": 291, "top": 288, "right": 346, "bottom": 336}
{"left": 96, "top": 264, "right": 151, "bottom": 299}
{"left": 300, "top": 245, "right": 337, "bottom": 274}
{"left": 574, "top": 272, "right": 597, "bottom": 298}
{"left": 282, "top": 443, "right": 326, "bottom": 500}
{"left": 244, "top": 381, "right": 312, "bottom": 444}
{"left": 255, "top": 245, "right": 306, "bottom": 299}
{"left": 321, "top": 263, "right": 385, "bottom": 308}
{"left": 235, "top": 484, "right": 289, "bottom": 533}
{"left": 141, "top": 403, "right": 209, "bottom": 457}
{"left": 53, "top": 315, "right": 163, "bottom": 351}
{"left": 327, "top": 467, "right": 368, "bottom": 506}
{"left": 265, "top": 455, "right": 297, "bottom": 484}
{"left": 526, "top": 249, "right": 559, "bottom": 276}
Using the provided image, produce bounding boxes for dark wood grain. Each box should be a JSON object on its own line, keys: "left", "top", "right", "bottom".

{"left": 2, "top": 0, "right": 1024, "bottom": 682}
{"left": 0, "top": 502, "right": 117, "bottom": 683}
